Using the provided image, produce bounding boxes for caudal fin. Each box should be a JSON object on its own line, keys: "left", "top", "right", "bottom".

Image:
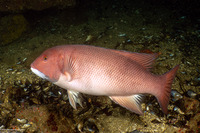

{"left": 156, "top": 65, "right": 179, "bottom": 114}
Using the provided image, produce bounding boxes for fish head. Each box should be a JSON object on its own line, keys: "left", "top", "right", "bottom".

{"left": 31, "top": 47, "right": 64, "bottom": 82}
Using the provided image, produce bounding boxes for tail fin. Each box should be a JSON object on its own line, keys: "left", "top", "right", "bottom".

{"left": 157, "top": 65, "right": 179, "bottom": 114}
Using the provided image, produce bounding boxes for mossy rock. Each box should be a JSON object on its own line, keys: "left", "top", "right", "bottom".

{"left": 0, "top": 14, "right": 28, "bottom": 46}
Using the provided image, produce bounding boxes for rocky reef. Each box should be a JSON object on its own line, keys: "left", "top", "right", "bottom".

{"left": 0, "top": 14, "right": 28, "bottom": 46}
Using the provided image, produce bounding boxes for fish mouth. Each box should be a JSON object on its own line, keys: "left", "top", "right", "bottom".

{"left": 31, "top": 67, "right": 49, "bottom": 80}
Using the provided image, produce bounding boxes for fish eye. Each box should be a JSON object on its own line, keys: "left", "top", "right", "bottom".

{"left": 43, "top": 56, "right": 48, "bottom": 61}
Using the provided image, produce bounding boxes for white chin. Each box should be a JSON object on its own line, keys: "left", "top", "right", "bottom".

{"left": 31, "top": 67, "right": 47, "bottom": 79}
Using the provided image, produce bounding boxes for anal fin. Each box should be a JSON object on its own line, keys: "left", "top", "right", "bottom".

{"left": 67, "top": 90, "right": 83, "bottom": 109}
{"left": 109, "top": 94, "right": 144, "bottom": 115}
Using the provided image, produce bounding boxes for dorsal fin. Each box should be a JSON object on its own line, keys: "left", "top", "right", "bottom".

{"left": 111, "top": 49, "right": 159, "bottom": 70}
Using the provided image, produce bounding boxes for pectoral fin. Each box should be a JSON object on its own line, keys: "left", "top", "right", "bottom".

{"left": 67, "top": 90, "right": 83, "bottom": 109}
{"left": 62, "top": 55, "right": 76, "bottom": 82}
{"left": 109, "top": 94, "right": 144, "bottom": 115}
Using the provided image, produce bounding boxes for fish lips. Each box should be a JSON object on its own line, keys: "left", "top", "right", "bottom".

{"left": 31, "top": 67, "right": 49, "bottom": 80}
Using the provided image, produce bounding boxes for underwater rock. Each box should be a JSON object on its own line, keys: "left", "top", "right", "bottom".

{"left": 14, "top": 105, "right": 75, "bottom": 132}
{"left": 187, "top": 113, "right": 200, "bottom": 132}
{"left": 0, "top": 0, "right": 76, "bottom": 12}
{"left": 0, "top": 14, "right": 28, "bottom": 46}
{"left": 184, "top": 97, "right": 199, "bottom": 115}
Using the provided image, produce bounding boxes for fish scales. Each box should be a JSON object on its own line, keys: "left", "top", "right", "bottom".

{"left": 31, "top": 45, "right": 179, "bottom": 115}
{"left": 66, "top": 45, "right": 157, "bottom": 95}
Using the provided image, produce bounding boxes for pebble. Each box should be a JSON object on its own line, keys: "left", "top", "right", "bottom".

{"left": 22, "top": 58, "right": 27, "bottom": 62}
{"left": 77, "top": 122, "right": 83, "bottom": 132}
{"left": 21, "top": 123, "right": 31, "bottom": 129}
{"left": 6, "top": 68, "right": 14, "bottom": 72}
{"left": 17, "top": 118, "right": 27, "bottom": 124}
{"left": 85, "top": 35, "right": 93, "bottom": 42}
{"left": 43, "top": 87, "right": 50, "bottom": 92}
{"left": 118, "top": 33, "right": 126, "bottom": 37}
{"left": 0, "top": 125, "right": 5, "bottom": 129}
{"left": 16, "top": 72, "right": 22, "bottom": 75}
{"left": 173, "top": 106, "right": 184, "bottom": 115}
{"left": 171, "top": 90, "right": 183, "bottom": 101}
{"left": 187, "top": 90, "right": 197, "bottom": 98}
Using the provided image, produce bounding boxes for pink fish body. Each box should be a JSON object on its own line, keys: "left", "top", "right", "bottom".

{"left": 31, "top": 45, "right": 179, "bottom": 115}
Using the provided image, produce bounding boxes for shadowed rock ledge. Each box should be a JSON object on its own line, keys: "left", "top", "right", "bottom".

{"left": 0, "top": 0, "right": 76, "bottom": 12}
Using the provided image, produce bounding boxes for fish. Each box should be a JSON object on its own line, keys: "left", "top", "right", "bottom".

{"left": 30, "top": 45, "right": 179, "bottom": 115}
